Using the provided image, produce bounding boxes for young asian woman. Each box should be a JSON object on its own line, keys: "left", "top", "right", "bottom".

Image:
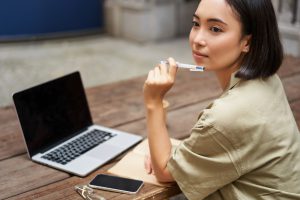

{"left": 143, "top": 0, "right": 300, "bottom": 199}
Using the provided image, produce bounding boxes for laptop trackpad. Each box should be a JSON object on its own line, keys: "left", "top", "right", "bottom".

{"left": 86, "top": 144, "right": 122, "bottom": 160}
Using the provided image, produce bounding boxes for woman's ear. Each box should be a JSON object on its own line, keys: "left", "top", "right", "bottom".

{"left": 242, "top": 35, "right": 252, "bottom": 53}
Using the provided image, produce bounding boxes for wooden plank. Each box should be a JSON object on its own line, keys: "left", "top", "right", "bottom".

{"left": 5, "top": 162, "right": 115, "bottom": 200}
{"left": 139, "top": 186, "right": 181, "bottom": 200}
{"left": 89, "top": 71, "right": 221, "bottom": 126}
{"left": 282, "top": 73, "right": 300, "bottom": 102}
{"left": 6, "top": 161, "right": 180, "bottom": 200}
{"left": 8, "top": 180, "right": 180, "bottom": 200}
{"left": 0, "top": 106, "right": 26, "bottom": 160}
{"left": 0, "top": 106, "right": 17, "bottom": 126}
{"left": 278, "top": 55, "right": 300, "bottom": 77}
{"left": 0, "top": 121, "right": 25, "bottom": 161}
{"left": 290, "top": 100, "right": 300, "bottom": 128}
{"left": 0, "top": 155, "right": 69, "bottom": 200}
{"left": 117, "top": 100, "right": 212, "bottom": 140}
{"left": 86, "top": 71, "right": 218, "bottom": 105}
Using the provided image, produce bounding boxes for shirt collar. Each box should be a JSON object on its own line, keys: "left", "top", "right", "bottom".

{"left": 225, "top": 71, "right": 241, "bottom": 91}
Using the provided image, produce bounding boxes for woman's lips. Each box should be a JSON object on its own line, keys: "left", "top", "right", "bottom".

{"left": 192, "top": 51, "right": 208, "bottom": 58}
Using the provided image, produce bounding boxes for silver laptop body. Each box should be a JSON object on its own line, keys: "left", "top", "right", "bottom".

{"left": 13, "top": 71, "right": 142, "bottom": 177}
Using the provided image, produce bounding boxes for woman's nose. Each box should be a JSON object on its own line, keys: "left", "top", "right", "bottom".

{"left": 193, "top": 30, "right": 207, "bottom": 47}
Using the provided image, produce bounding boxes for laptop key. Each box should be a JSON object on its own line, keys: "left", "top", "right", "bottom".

{"left": 41, "top": 129, "right": 116, "bottom": 165}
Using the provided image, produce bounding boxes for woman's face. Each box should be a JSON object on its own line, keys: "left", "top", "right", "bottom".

{"left": 190, "top": 0, "right": 250, "bottom": 72}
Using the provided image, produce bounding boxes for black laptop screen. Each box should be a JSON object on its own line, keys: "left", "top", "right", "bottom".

{"left": 13, "top": 72, "right": 93, "bottom": 157}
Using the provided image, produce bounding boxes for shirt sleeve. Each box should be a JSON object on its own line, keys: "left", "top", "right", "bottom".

{"left": 167, "top": 119, "right": 241, "bottom": 200}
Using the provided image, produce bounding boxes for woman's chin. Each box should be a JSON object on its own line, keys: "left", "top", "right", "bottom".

{"left": 193, "top": 59, "right": 206, "bottom": 68}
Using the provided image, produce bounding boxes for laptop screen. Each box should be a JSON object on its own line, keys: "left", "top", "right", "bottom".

{"left": 13, "top": 71, "right": 93, "bottom": 157}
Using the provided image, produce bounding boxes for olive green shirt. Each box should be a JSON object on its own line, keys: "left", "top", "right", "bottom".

{"left": 167, "top": 74, "right": 300, "bottom": 200}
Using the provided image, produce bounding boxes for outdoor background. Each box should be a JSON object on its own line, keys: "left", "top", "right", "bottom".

{"left": 0, "top": 0, "right": 299, "bottom": 107}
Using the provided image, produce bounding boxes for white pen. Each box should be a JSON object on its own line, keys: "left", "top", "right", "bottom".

{"left": 160, "top": 61, "right": 205, "bottom": 72}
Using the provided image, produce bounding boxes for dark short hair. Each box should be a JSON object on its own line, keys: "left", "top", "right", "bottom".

{"left": 224, "top": 0, "right": 283, "bottom": 80}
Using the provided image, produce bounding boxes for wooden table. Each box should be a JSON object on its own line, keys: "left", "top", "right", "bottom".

{"left": 1, "top": 56, "right": 300, "bottom": 200}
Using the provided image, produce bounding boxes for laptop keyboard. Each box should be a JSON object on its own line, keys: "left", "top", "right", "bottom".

{"left": 41, "top": 129, "right": 116, "bottom": 165}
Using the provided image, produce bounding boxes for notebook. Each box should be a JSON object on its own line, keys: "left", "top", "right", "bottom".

{"left": 108, "top": 138, "right": 181, "bottom": 186}
{"left": 13, "top": 71, "right": 143, "bottom": 177}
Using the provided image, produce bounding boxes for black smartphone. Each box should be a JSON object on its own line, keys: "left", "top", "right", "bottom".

{"left": 88, "top": 174, "right": 144, "bottom": 194}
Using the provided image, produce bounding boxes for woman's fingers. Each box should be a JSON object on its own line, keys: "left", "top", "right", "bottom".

{"left": 154, "top": 66, "right": 161, "bottom": 80}
{"left": 144, "top": 59, "right": 177, "bottom": 105}
{"left": 146, "top": 70, "right": 154, "bottom": 84}
{"left": 167, "top": 57, "right": 178, "bottom": 82}
{"left": 147, "top": 58, "right": 177, "bottom": 84}
{"left": 160, "top": 62, "right": 168, "bottom": 75}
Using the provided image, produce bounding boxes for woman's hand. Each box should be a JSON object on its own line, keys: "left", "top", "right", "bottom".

{"left": 143, "top": 57, "right": 178, "bottom": 108}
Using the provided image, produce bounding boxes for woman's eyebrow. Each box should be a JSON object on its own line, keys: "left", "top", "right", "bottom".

{"left": 208, "top": 18, "right": 228, "bottom": 26}
{"left": 193, "top": 14, "right": 228, "bottom": 26}
{"left": 193, "top": 14, "right": 200, "bottom": 19}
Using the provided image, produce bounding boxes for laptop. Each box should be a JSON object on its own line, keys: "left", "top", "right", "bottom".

{"left": 13, "top": 71, "right": 143, "bottom": 177}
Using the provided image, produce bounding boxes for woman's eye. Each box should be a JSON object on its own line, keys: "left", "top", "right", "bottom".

{"left": 192, "top": 21, "right": 200, "bottom": 27}
{"left": 210, "top": 26, "right": 222, "bottom": 33}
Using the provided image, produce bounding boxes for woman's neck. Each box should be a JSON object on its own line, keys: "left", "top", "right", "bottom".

{"left": 215, "top": 71, "right": 231, "bottom": 91}
{"left": 214, "top": 52, "right": 245, "bottom": 90}
{"left": 214, "top": 66, "right": 239, "bottom": 91}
